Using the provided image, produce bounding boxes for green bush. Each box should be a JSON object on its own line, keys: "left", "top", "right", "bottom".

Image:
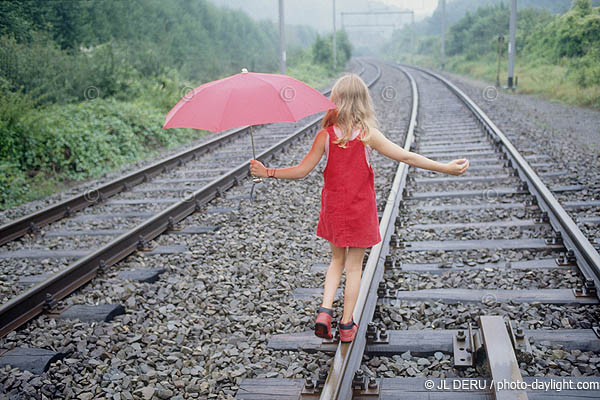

{"left": 0, "top": 31, "right": 133, "bottom": 106}
{"left": 19, "top": 98, "right": 196, "bottom": 180}
{"left": 0, "top": 76, "right": 37, "bottom": 166}
{"left": 568, "top": 47, "right": 600, "bottom": 86}
{"left": 311, "top": 31, "right": 352, "bottom": 69}
{"left": 525, "top": 0, "right": 600, "bottom": 61}
{"left": 0, "top": 161, "right": 30, "bottom": 207}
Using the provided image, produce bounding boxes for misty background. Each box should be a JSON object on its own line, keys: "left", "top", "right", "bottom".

{"left": 208, "top": 0, "right": 591, "bottom": 55}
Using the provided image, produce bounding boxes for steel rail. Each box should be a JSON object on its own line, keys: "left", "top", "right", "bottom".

{"left": 0, "top": 61, "right": 381, "bottom": 339}
{"left": 319, "top": 63, "right": 418, "bottom": 399}
{"left": 0, "top": 59, "right": 367, "bottom": 247}
{"left": 0, "top": 126, "right": 251, "bottom": 246}
{"left": 407, "top": 64, "right": 600, "bottom": 298}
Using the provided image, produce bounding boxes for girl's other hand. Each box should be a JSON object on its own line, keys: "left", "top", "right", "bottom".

{"left": 446, "top": 158, "right": 469, "bottom": 176}
{"left": 250, "top": 159, "right": 267, "bottom": 178}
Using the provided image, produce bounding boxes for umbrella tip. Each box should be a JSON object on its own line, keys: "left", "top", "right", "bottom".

{"left": 241, "top": 68, "right": 248, "bottom": 73}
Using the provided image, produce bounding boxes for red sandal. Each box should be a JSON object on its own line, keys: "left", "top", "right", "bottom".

{"left": 314, "top": 307, "right": 334, "bottom": 339}
{"left": 339, "top": 318, "right": 358, "bottom": 343}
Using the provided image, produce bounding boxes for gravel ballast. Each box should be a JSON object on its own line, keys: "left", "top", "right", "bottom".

{"left": 1, "top": 60, "right": 598, "bottom": 399}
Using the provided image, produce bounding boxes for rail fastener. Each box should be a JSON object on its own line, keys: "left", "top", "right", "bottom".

{"left": 556, "top": 249, "right": 577, "bottom": 266}
{"left": 352, "top": 370, "right": 379, "bottom": 396}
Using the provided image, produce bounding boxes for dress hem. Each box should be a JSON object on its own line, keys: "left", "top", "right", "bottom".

{"left": 316, "top": 233, "right": 382, "bottom": 248}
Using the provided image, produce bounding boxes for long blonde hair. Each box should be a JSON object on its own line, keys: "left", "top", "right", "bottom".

{"left": 322, "top": 73, "right": 378, "bottom": 148}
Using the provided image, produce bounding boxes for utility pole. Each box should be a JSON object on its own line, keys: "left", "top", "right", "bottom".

{"left": 441, "top": 0, "right": 446, "bottom": 70}
{"left": 496, "top": 35, "right": 504, "bottom": 87}
{"left": 507, "top": 0, "right": 517, "bottom": 88}
{"left": 279, "top": 0, "right": 285, "bottom": 74}
{"left": 411, "top": 11, "right": 415, "bottom": 65}
{"left": 333, "top": 0, "right": 336, "bottom": 70}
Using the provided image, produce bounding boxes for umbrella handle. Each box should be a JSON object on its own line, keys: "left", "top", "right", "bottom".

{"left": 249, "top": 126, "right": 263, "bottom": 184}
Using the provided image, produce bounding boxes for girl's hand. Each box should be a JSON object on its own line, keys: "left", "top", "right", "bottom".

{"left": 446, "top": 158, "right": 469, "bottom": 176}
{"left": 250, "top": 159, "right": 267, "bottom": 178}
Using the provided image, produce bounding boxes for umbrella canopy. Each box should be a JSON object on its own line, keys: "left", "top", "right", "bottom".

{"left": 162, "top": 69, "right": 337, "bottom": 132}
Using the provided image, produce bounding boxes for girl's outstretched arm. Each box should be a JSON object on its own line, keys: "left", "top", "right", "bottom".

{"left": 249, "top": 129, "right": 327, "bottom": 179}
{"left": 369, "top": 128, "right": 469, "bottom": 175}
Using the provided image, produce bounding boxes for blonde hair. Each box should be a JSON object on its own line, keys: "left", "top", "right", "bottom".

{"left": 322, "top": 73, "right": 378, "bottom": 148}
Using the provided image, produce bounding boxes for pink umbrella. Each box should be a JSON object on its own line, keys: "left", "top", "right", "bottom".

{"left": 163, "top": 68, "right": 337, "bottom": 183}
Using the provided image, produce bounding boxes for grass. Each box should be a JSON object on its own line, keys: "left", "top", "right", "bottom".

{"left": 287, "top": 60, "right": 340, "bottom": 89}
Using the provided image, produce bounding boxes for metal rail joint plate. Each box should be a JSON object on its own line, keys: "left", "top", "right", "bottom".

{"left": 479, "top": 315, "right": 528, "bottom": 400}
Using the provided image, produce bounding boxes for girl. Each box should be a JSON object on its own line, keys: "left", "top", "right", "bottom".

{"left": 250, "top": 74, "right": 469, "bottom": 343}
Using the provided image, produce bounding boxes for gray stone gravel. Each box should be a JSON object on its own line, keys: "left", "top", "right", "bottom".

{"left": 377, "top": 301, "right": 599, "bottom": 331}
{"left": 392, "top": 248, "right": 561, "bottom": 265}
{"left": 2, "top": 60, "right": 598, "bottom": 399}
{"left": 384, "top": 268, "right": 581, "bottom": 290}
{"left": 0, "top": 61, "right": 410, "bottom": 399}
{"left": 360, "top": 344, "right": 600, "bottom": 380}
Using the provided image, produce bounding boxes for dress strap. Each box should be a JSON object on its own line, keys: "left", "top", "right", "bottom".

{"left": 333, "top": 125, "right": 361, "bottom": 140}
{"left": 324, "top": 126, "right": 334, "bottom": 159}
{"left": 325, "top": 125, "right": 371, "bottom": 168}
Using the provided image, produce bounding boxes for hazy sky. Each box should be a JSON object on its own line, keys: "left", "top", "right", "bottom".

{"left": 208, "top": 0, "right": 440, "bottom": 36}
{"left": 379, "top": 0, "right": 439, "bottom": 16}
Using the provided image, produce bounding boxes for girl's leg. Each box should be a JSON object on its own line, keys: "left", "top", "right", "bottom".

{"left": 321, "top": 242, "right": 347, "bottom": 309}
{"left": 341, "top": 246, "right": 367, "bottom": 324}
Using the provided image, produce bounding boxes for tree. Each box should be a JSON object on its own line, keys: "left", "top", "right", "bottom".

{"left": 312, "top": 34, "right": 331, "bottom": 65}
{"left": 572, "top": 0, "right": 593, "bottom": 15}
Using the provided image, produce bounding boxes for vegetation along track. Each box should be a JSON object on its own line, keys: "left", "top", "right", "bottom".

{"left": 236, "top": 63, "right": 600, "bottom": 399}
{"left": 0, "top": 61, "right": 377, "bottom": 336}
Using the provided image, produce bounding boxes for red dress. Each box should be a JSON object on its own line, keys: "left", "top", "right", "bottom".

{"left": 316, "top": 125, "right": 382, "bottom": 248}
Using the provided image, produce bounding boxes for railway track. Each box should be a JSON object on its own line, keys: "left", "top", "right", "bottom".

{"left": 0, "top": 61, "right": 378, "bottom": 338}
{"left": 0, "top": 59, "right": 598, "bottom": 399}
{"left": 236, "top": 63, "right": 600, "bottom": 399}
